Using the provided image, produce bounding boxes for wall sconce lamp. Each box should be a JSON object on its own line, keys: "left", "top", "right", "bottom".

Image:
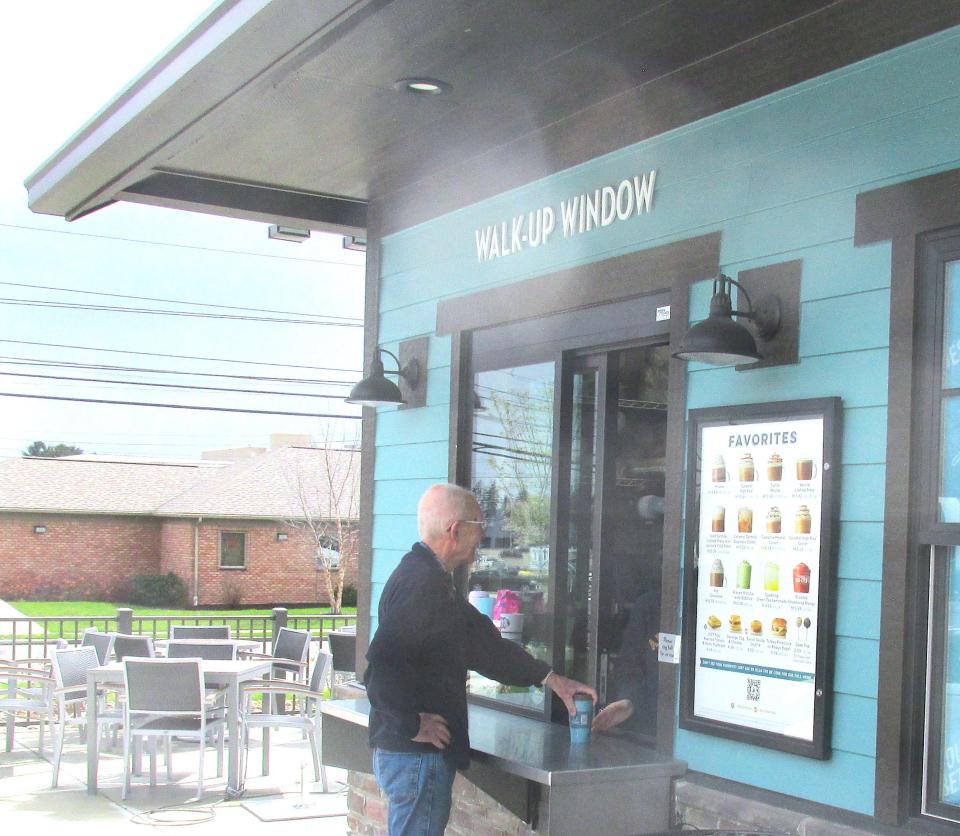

{"left": 33, "top": 525, "right": 47, "bottom": 534}
{"left": 346, "top": 337, "right": 428, "bottom": 408}
{"left": 276, "top": 532, "right": 289, "bottom": 542}
{"left": 672, "top": 274, "right": 782, "bottom": 366}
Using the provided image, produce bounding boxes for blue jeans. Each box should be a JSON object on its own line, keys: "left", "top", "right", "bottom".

{"left": 373, "top": 748, "right": 456, "bottom": 836}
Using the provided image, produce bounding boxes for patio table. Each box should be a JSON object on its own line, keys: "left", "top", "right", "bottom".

{"left": 86, "top": 658, "right": 272, "bottom": 797}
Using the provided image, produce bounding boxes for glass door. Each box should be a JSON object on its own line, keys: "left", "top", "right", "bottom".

{"left": 553, "top": 344, "right": 669, "bottom": 739}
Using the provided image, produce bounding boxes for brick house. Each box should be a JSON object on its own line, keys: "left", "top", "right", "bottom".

{"left": 0, "top": 446, "right": 358, "bottom": 606}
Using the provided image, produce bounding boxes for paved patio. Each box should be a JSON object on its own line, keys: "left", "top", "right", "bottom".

{"left": 0, "top": 717, "right": 350, "bottom": 833}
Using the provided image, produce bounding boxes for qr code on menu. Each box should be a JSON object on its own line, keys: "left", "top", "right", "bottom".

{"left": 746, "top": 678, "right": 761, "bottom": 702}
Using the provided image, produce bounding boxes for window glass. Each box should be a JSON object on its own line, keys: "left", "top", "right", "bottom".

{"left": 941, "top": 398, "right": 960, "bottom": 523}
{"left": 942, "top": 260, "right": 960, "bottom": 390}
{"left": 220, "top": 531, "right": 246, "bottom": 568}
{"left": 941, "top": 258, "right": 960, "bottom": 522}
{"left": 467, "top": 361, "right": 554, "bottom": 710}
{"left": 935, "top": 548, "right": 960, "bottom": 806}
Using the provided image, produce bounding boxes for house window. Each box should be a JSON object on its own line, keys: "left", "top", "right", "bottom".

{"left": 916, "top": 233, "right": 960, "bottom": 821}
{"left": 219, "top": 531, "right": 246, "bottom": 569}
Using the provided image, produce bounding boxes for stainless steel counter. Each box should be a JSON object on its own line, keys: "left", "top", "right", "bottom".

{"left": 321, "top": 698, "right": 685, "bottom": 834}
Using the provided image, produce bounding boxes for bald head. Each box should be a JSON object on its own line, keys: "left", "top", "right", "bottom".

{"left": 418, "top": 484, "right": 479, "bottom": 541}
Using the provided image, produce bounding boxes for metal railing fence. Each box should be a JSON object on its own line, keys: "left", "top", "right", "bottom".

{"left": 0, "top": 607, "right": 356, "bottom": 661}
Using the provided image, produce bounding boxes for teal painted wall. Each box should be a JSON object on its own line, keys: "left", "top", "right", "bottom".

{"left": 370, "top": 26, "right": 960, "bottom": 815}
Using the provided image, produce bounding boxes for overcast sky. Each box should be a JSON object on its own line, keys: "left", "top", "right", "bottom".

{"left": 0, "top": 1, "right": 365, "bottom": 459}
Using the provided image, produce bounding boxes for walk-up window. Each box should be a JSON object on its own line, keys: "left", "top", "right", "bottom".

{"left": 459, "top": 293, "right": 669, "bottom": 740}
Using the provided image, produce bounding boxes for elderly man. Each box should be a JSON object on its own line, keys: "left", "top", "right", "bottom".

{"left": 364, "top": 483, "right": 597, "bottom": 836}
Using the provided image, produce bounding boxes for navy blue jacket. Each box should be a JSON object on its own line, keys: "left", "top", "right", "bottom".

{"left": 365, "top": 542, "right": 550, "bottom": 769}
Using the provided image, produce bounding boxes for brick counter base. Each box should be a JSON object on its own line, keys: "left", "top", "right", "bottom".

{"left": 676, "top": 777, "right": 885, "bottom": 835}
{"left": 347, "top": 768, "right": 535, "bottom": 836}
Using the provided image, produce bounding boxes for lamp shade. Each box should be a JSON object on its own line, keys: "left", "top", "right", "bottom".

{"left": 673, "top": 314, "right": 762, "bottom": 365}
{"left": 345, "top": 355, "right": 406, "bottom": 406}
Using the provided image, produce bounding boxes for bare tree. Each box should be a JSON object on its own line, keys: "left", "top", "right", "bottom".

{"left": 283, "top": 430, "right": 360, "bottom": 614}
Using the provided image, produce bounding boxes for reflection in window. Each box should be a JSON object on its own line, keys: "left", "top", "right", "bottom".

{"left": 938, "top": 548, "right": 960, "bottom": 805}
{"left": 467, "top": 361, "right": 554, "bottom": 711}
{"left": 941, "top": 261, "right": 960, "bottom": 522}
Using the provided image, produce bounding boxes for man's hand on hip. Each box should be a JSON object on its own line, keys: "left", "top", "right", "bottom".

{"left": 412, "top": 712, "right": 451, "bottom": 749}
{"left": 543, "top": 672, "right": 598, "bottom": 716}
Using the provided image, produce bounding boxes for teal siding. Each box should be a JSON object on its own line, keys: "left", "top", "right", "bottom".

{"left": 674, "top": 729, "right": 876, "bottom": 815}
{"left": 842, "top": 407, "right": 887, "bottom": 465}
{"left": 837, "top": 522, "right": 884, "bottom": 582}
{"left": 834, "top": 636, "right": 880, "bottom": 699}
{"left": 368, "top": 25, "right": 960, "bottom": 815}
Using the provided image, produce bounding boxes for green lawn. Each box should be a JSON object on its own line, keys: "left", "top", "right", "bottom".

{"left": 10, "top": 601, "right": 356, "bottom": 617}
{"left": 4, "top": 601, "right": 356, "bottom": 641}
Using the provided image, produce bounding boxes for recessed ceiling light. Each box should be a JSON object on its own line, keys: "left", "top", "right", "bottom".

{"left": 394, "top": 77, "right": 450, "bottom": 95}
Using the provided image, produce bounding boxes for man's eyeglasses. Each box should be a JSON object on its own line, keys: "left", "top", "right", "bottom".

{"left": 447, "top": 519, "right": 485, "bottom": 532}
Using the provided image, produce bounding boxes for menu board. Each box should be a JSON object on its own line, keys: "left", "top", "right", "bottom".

{"left": 680, "top": 398, "right": 841, "bottom": 759}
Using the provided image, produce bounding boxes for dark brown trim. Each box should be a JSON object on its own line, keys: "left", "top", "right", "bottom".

{"left": 448, "top": 331, "right": 467, "bottom": 485}
{"left": 855, "top": 169, "right": 960, "bottom": 246}
{"left": 120, "top": 171, "right": 367, "bottom": 237}
{"left": 377, "top": 0, "right": 960, "bottom": 237}
{"left": 436, "top": 234, "right": 721, "bottom": 336}
{"left": 734, "top": 260, "right": 802, "bottom": 370}
{"left": 854, "top": 166, "right": 960, "bottom": 825}
{"left": 397, "top": 336, "right": 429, "bottom": 410}
{"left": 355, "top": 206, "right": 382, "bottom": 680}
{"left": 657, "top": 270, "right": 692, "bottom": 754}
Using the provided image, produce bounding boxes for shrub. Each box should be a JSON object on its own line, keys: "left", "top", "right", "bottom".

{"left": 126, "top": 573, "right": 188, "bottom": 607}
{"left": 340, "top": 584, "right": 358, "bottom": 607}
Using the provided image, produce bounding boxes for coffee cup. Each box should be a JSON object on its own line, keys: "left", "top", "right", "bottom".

{"left": 739, "top": 453, "right": 755, "bottom": 482}
{"left": 499, "top": 612, "right": 525, "bottom": 634}
{"left": 711, "top": 455, "right": 727, "bottom": 482}
{"left": 793, "top": 562, "right": 811, "bottom": 594}
{"left": 711, "top": 506, "right": 725, "bottom": 533}
{"left": 709, "top": 558, "right": 726, "bottom": 588}
{"left": 570, "top": 693, "right": 595, "bottom": 744}
{"left": 766, "top": 506, "right": 782, "bottom": 534}
{"left": 767, "top": 453, "right": 783, "bottom": 481}
{"left": 796, "top": 458, "right": 818, "bottom": 481}
{"left": 764, "top": 561, "right": 780, "bottom": 592}
{"left": 738, "top": 507, "right": 753, "bottom": 533}
{"left": 795, "top": 505, "right": 812, "bottom": 534}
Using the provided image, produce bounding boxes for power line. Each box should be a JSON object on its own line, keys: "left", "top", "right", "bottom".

{"left": 0, "top": 297, "right": 362, "bottom": 326}
{"left": 0, "top": 370, "right": 355, "bottom": 399}
{"left": 0, "top": 356, "right": 353, "bottom": 385}
{"left": 0, "top": 391, "right": 362, "bottom": 419}
{"left": 0, "top": 339, "right": 361, "bottom": 374}
{"left": 0, "top": 281, "right": 361, "bottom": 322}
{"left": 0, "top": 221, "right": 366, "bottom": 269}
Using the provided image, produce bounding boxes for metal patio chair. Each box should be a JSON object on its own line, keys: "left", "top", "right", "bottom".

{"left": 0, "top": 660, "right": 54, "bottom": 755}
{"left": 81, "top": 629, "right": 115, "bottom": 665}
{"left": 166, "top": 641, "right": 237, "bottom": 661}
{"left": 170, "top": 625, "right": 231, "bottom": 640}
{"left": 112, "top": 634, "right": 155, "bottom": 661}
{"left": 121, "top": 658, "right": 225, "bottom": 800}
{"left": 242, "top": 627, "right": 311, "bottom": 678}
{"left": 240, "top": 627, "right": 311, "bottom": 713}
{"left": 239, "top": 649, "right": 332, "bottom": 790}
{"left": 328, "top": 631, "right": 357, "bottom": 680}
{"left": 50, "top": 647, "right": 123, "bottom": 788}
